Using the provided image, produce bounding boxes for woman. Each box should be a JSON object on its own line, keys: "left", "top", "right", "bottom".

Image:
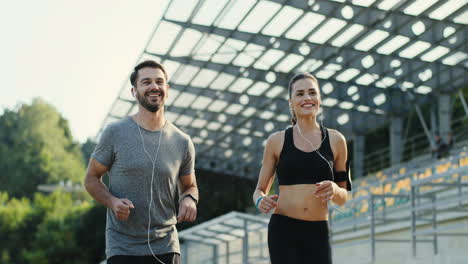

{"left": 253, "top": 73, "right": 352, "bottom": 264}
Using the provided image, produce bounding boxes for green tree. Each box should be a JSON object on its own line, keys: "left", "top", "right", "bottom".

{"left": 81, "top": 138, "right": 96, "bottom": 167}
{"left": 0, "top": 98, "right": 85, "bottom": 197}
{"left": 0, "top": 191, "right": 106, "bottom": 264}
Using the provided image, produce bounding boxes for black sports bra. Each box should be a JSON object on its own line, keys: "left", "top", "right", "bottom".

{"left": 276, "top": 126, "right": 352, "bottom": 190}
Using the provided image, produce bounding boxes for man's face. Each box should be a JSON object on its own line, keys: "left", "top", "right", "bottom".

{"left": 133, "top": 67, "right": 169, "bottom": 113}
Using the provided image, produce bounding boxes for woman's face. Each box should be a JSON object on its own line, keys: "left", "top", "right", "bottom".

{"left": 289, "top": 78, "right": 321, "bottom": 118}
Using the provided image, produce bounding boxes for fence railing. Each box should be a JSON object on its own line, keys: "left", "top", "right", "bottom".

{"left": 362, "top": 116, "right": 467, "bottom": 175}
{"left": 330, "top": 150, "right": 468, "bottom": 261}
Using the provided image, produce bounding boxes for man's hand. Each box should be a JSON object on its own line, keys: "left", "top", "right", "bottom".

{"left": 111, "top": 198, "right": 134, "bottom": 221}
{"left": 177, "top": 196, "right": 197, "bottom": 223}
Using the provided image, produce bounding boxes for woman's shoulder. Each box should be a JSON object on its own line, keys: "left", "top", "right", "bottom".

{"left": 268, "top": 129, "right": 288, "bottom": 144}
{"left": 327, "top": 128, "right": 346, "bottom": 145}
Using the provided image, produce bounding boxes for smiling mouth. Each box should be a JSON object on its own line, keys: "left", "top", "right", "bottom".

{"left": 146, "top": 92, "right": 162, "bottom": 99}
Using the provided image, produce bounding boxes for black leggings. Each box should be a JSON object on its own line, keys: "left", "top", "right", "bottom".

{"left": 107, "top": 253, "right": 180, "bottom": 264}
{"left": 268, "top": 214, "right": 332, "bottom": 264}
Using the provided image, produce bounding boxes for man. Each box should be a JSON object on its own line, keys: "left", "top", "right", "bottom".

{"left": 85, "top": 60, "right": 198, "bottom": 264}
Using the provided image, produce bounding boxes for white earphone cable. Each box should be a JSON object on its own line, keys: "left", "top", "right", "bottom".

{"left": 136, "top": 113, "right": 166, "bottom": 264}
{"left": 295, "top": 121, "right": 343, "bottom": 213}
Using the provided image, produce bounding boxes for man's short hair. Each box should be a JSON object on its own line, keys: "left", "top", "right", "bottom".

{"left": 130, "top": 60, "right": 168, "bottom": 87}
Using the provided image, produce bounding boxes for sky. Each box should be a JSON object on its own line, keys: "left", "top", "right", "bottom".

{"left": 0, "top": 0, "right": 167, "bottom": 143}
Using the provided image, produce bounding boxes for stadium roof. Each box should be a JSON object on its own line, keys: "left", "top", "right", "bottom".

{"left": 102, "top": 0, "right": 467, "bottom": 179}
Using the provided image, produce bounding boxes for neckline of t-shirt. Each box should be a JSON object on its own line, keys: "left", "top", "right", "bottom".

{"left": 128, "top": 116, "right": 168, "bottom": 133}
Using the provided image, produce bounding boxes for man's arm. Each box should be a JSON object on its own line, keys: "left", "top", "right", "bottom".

{"left": 84, "top": 158, "right": 134, "bottom": 221}
{"left": 177, "top": 173, "right": 198, "bottom": 223}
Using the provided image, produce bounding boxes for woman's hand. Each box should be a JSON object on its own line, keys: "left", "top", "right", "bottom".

{"left": 258, "top": 194, "right": 279, "bottom": 213}
{"left": 315, "top": 181, "right": 337, "bottom": 203}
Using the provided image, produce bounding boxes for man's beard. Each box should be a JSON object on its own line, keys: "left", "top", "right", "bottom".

{"left": 135, "top": 91, "right": 162, "bottom": 113}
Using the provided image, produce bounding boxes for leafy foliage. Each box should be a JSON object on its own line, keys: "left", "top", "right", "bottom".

{"left": 0, "top": 98, "right": 85, "bottom": 198}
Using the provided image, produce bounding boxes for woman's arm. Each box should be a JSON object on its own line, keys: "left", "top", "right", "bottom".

{"left": 253, "top": 132, "right": 283, "bottom": 213}
{"left": 315, "top": 130, "right": 350, "bottom": 206}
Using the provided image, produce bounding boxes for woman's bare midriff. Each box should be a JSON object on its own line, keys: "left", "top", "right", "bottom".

{"left": 273, "top": 184, "right": 329, "bottom": 221}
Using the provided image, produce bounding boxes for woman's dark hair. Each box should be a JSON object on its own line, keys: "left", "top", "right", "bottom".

{"left": 288, "top": 73, "right": 319, "bottom": 125}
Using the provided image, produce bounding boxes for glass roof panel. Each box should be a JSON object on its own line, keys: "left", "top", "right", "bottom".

{"left": 336, "top": 68, "right": 361, "bottom": 82}
{"left": 174, "top": 65, "right": 200, "bottom": 85}
{"left": 191, "top": 96, "right": 213, "bottom": 110}
{"left": 238, "top": 1, "right": 281, "bottom": 34}
{"left": 262, "top": 6, "right": 303, "bottom": 37}
{"left": 356, "top": 73, "right": 378, "bottom": 85}
{"left": 377, "top": 35, "right": 411, "bottom": 55}
{"left": 308, "top": 18, "right": 347, "bottom": 44}
{"left": 207, "top": 122, "right": 222, "bottom": 130}
{"left": 354, "top": 29, "right": 390, "bottom": 51}
{"left": 208, "top": 99, "right": 228, "bottom": 112}
{"left": 265, "top": 85, "right": 285, "bottom": 99}
{"left": 420, "top": 46, "right": 450, "bottom": 62}
{"left": 193, "top": 35, "right": 225, "bottom": 60}
{"left": 428, "top": 0, "right": 466, "bottom": 20}
{"left": 415, "top": 85, "right": 433, "bottom": 94}
{"left": 398, "top": 41, "right": 431, "bottom": 59}
{"left": 453, "top": 10, "right": 468, "bottom": 24}
{"left": 275, "top": 53, "right": 304, "bottom": 73}
{"left": 375, "top": 77, "right": 396, "bottom": 88}
{"left": 229, "top": 77, "right": 254, "bottom": 93}
{"left": 192, "top": 0, "right": 229, "bottom": 26}
{"left": 210, "top": 72, "right": 235, "bottom": 90}
{"left": 175, "top": 114, "right": 193, "bottom": 126}
{"left": 164, "top": 60, "right": 181, "bottom": 79}
{"left": 191, "top": 118, "right": 208, "bottom": 128}
{"left": 357, "top": 105, "right": 370, "bottom": 112}
{"left": 378, "top": 0, "right": 401, "bottom": 11}
{"left": 442, "top": 51, "right": 468, "bottom": 66}
{"left": 331, "top": 24, "right": 365, "bottom": 47}
{"left": 217, "top": 0, "right": 257, "bottom": 30}
{"left": 339, "top": 101, "right": 354, "bottom": 110}
{"left": 403, "top": 0, "right": 438, "bottom": 16}
{"left": 322, "top": 98, "right": 338, "bottom": 107}
{"left": 247, "top": 82, "right": 270, "bottom": 96}
{"left": 285, "top": 12, "right": 326, "bottom": 40}
{"left": 242, "top": 107, "right": 256, "bottom": 117}
{"left": 351, "top": 0, "right": 377, "bottom": 7}
{"left": 166, "top": 90, "right": 180, "bottom": 105}
{"left": 337, "top": 113, "right": 349, "bottom": 125}
{"left": 253, "top": 49, "right": 286, "bottom": 70}
{"left": 165, "top": 0, "right": 199, "bottom": 22}
{"left": 191, "top": 69, "right": 219, "bottom": 87}
{"left": 373, "top": 93, "right": 386, "bottom": 105}
{"left": 299, "top": 59, "right": 323, "bottom": 72}
{"left": 147, "top": 21, "right": 181, "bottom": 54}
{"left": 170, "top": 29, "right": 202, "bottom": 57}
{"left": 173, "top": 92, "right": 197, "bottom": 107}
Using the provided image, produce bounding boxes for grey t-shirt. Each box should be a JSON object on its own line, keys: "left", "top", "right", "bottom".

{"left": 92, "top": 116, "right": 195, "bottom": 258}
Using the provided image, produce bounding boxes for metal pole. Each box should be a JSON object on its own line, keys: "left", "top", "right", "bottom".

{"left": 213, "top": 244, "right": 219, "bottom": 264}
{"left": 458, "top": 89, "right": 468, "bottom": 117}
{"left": 411, "top": 186, "right": 417, "bottom": 257}
{"left": 458, "top": 173, "right": 463, "bottom": 208}
{"left": 225, "top": 241, "right": 230, "bottom": 264}
{"left": 414, "top": 105, "right": 436, "bottom": 149}
{"left": 183, "top": 242, "right": 189, "bottom": 264}
{"left": 432, "top": 195, "right": 438, "bottom": 255}
{"left": 259, "top": 231, "right": 265, "bottom": 259}
{"left": 243, "top": 219, "right": 249, "bottom": 264}
{"left": 371, "top": 195, "right": 376, "bottom": 261}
